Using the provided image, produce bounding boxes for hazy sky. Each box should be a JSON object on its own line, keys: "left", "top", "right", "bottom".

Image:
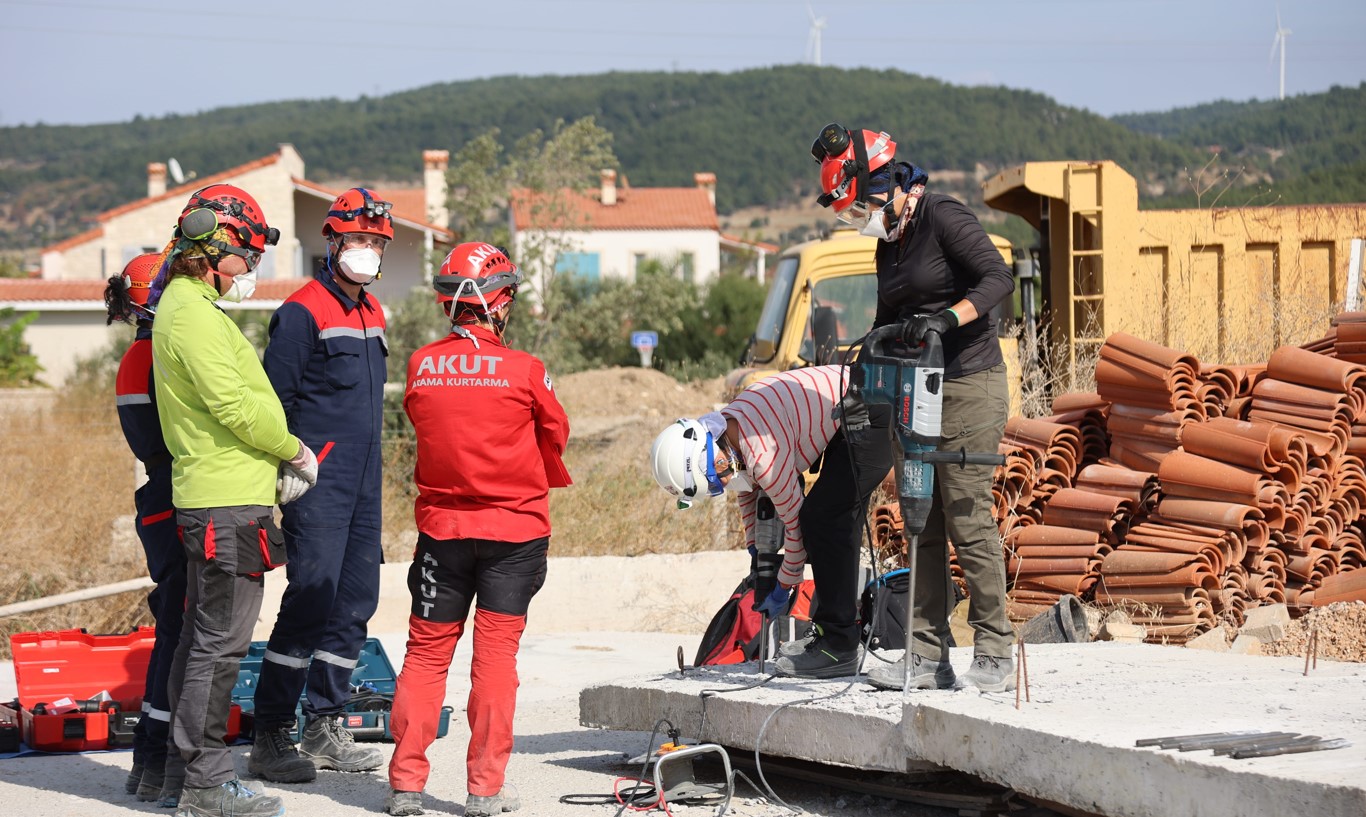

{"left": 3, "top": 0, "right": 1363, "bottom": 127}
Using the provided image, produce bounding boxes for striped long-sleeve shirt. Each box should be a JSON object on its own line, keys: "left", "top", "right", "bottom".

{"left": 722, "top": 364, "right": 849, "bottom": 586}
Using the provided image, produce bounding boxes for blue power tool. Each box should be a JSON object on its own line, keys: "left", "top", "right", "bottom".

{"left": 850, "top": 322, "right": 1006, "bottom": 692}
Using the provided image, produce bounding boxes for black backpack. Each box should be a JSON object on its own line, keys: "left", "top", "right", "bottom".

{"left": 860, "top": 569, "right": 910, "bottom": 651}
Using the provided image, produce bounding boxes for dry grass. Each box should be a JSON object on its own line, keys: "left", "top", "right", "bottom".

{"left": 0, "top": 385, "right": 156, "bottom": 659}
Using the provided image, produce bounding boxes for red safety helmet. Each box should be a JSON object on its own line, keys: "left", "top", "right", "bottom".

{"left": 323, "top": 187, "right": 395, "bottom": 240}
{"left": 811, "top": 123, "right": 897, "bottom": 216}
{"left": 434, "top": 242, "right": 522, "bottom": 317}
{"left": 122, "top": 252, "right": 161, "bottom": 310}
{"left": 177, "top": 184, "right": 279, "bottom": 255}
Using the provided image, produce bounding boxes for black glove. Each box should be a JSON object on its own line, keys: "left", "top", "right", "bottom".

{"left": 750, "top": 549, "right": 783, "bottom": 607}
{"left": 901, "top": 309, "right": 958, "bottom": 343}
{"left": 833, "top": 391, "right": 870, "bottom": 435}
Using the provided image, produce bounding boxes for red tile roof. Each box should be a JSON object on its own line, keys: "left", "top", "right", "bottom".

{"left": 293, "top": 179, "right": 451, "bottom": 237}
{"left": 99, "top": 153, "right": 283, "bottom": 223}
{"left": 0, "top": 276, "right": 309, "bottom": 303}
{"left": 510, "top": 187, "right": 718, "bottom": 231}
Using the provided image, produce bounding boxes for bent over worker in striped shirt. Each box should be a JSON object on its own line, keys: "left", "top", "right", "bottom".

{"left": 650, "top": 364, "right": 892, "bottom": 678}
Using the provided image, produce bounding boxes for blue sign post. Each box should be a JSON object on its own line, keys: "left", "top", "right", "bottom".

{"left": 631, "top": 331, "right": 659, "bottom": 368}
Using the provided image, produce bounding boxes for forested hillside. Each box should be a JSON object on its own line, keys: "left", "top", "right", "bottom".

{"left": 1, "top": 67, "right": 1361, "bottom": 253}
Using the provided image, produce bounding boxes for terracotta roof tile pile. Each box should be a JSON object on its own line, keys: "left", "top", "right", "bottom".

{"left": 866, "top": 321, "right": 1366, "bottom": 645}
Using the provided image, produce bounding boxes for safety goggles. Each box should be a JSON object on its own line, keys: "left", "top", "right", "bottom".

{"left": 340, "top": 233, "right": 390, "bottom": 250}
{"left": 678, "top": 424, "right": 729, "bottom": 509}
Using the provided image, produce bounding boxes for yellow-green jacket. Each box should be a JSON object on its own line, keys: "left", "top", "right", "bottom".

{"left": 152, "top": 275, "right": 298, "bottom": 509}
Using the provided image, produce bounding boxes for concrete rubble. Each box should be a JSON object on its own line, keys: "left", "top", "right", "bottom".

{"left": 582, "top": 643, "right": 1366, "bottom": 817}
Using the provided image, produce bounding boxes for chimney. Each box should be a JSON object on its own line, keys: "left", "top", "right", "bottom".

{"left": 694, "top": 172, "right": 716, "bottom": 207}
{"left": 423, "top": 150, "right": 450, "bottom": 227}
{"left": 147, "top": 162, "right": 167, "bottom": 198}
{"left": 600, "top": 169, "right": 617, "bottom": 206}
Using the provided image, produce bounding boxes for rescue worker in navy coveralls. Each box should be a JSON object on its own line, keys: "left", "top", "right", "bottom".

{"left": 249, "top": 188, "right": 391, "bottom": 782}
{"left": 384, "top": 242, "right": 570, "bottom": 817}
{"left": 106, "top": 252, "right": 188, "bottom": 803}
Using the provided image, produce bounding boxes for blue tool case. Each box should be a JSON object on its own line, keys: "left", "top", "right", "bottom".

{"left": 233, "top": 638, "right": 452, "bottom": 742}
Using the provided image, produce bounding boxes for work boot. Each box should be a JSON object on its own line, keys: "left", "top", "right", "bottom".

{"left": 866, "top": 653, "right": 956, "bottom": 691}
{"left": 249, "top": 725, "right": 318, "bottom": 783}
{"left": 963, "top": 654, "right": 1016, "bottom": 693}
{"left": 466, "top": 784, "right": 520, "bottom": 816}
{"left": 125, "top": 761, "right": 145, "bottom": 795}
{"left": 158, "top": 764, "right": 185, "bottom": 809}
{"left": 299, "top": 716, "right": 383, "bottom": 772}
{"left": 778, "top": 623, "right": 819, "bottom": 657}
{"left": 385, "top": 789, "right": 425, "bottom": 816}
{"left": 772, "top": 637, "right": 863, "bottom": 679}
{"left": 137, "top": 763, "right": 167, "bottom": 802}
{"left": 174, "top": 778, "right": 282, "bottom": 817}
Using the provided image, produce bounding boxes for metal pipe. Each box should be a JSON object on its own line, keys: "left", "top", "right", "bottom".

{"left": 0, "top": 576, "right": 153, "bottom": 619}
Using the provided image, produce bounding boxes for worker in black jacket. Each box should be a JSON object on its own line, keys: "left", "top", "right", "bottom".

{"left": 812, "top": 123, "right": 1016, "bottom": 693}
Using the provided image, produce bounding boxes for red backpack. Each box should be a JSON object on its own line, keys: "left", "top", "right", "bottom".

{"left": 694, "top": 577, "right": 817, "bottom": 666}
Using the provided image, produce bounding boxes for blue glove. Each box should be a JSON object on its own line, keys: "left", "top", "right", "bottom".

{"left": 754, "top": 584, "right": 791, "bottom": 618}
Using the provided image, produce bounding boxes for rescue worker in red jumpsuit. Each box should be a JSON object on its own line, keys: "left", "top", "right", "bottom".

{"left": 384, "top": 242, "right": 570, "bottom": 817}
{"left": 106, "top": 252, "right": 188, "bottom": 804}
{"left": 251, "top": 188, "right": 391, "bottom": 782}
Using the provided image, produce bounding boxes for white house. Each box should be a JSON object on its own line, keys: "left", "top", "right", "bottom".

{"left": 509, "top": 170, "right": 727, "bottom": 288}
{"left": 6, "top": 146, "right": 454, "bottom": 385}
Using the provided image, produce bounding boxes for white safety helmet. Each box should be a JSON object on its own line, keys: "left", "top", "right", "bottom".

{"left": 651, "top": 418, "right": 727, "bottom": 509}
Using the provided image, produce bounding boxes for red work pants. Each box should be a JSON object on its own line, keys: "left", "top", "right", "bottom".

{"left": 388, "top": 609, "right": 528, "bottom": 796}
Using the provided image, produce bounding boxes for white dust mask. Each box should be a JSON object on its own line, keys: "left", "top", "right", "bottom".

{"left": 338, "top": 248, "right": 382, "bottom": 284}
{"left": 219, "top": 270, "right": 257, "bottom": 303}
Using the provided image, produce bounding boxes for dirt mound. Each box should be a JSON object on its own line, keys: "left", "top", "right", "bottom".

{"left": 557, "top": 366, "right": 723, "bottom": 420}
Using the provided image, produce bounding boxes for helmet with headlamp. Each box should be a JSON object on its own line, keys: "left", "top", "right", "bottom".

{"left": 323, "top": 187, "right": 393, "bottom": 286}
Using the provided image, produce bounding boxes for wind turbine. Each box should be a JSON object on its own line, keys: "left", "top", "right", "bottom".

{"left": 806, "top": 4, "right": 827, "bottom": 66}
{"left": 1269, "top": 5, "right": 1291, "bottom": 101}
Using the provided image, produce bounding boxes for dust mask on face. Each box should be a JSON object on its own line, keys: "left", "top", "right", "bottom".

{"left": 338, "top": 248, "right": 382, "bottom": 285}
{"left": 857, "top": 196, "right": 898, "bottom": 240}
{"left": 218, "top": 270, "right": 257, "bottom": 303}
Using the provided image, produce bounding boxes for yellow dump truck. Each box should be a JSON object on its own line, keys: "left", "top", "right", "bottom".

{"left": 727, "top": 160, "right": 1366, "bottom": 408}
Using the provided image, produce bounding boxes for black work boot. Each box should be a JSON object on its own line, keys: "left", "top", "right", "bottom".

{"left": 248, "top": 726, "right": 318, "bottom": 783}
{"left": 174, "top": 778, "right": 282, "bottom": 817}
{"left": 772, "top": 634, "right": 863, "bottom": 679}
{"left": 299, "top": 716, "right": 383, "bottom": 772}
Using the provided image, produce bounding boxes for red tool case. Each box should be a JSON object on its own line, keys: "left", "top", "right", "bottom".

{"left": 9, "top": 627, "right": 242, "bottom": 752}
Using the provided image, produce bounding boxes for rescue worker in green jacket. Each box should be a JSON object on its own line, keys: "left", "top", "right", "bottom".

{"left": 147, "top": 184, "right": 318, "bottom": 817}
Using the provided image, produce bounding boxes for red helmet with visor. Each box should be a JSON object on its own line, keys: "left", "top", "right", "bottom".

{"left": 811, "top": 124, "right": 897, "bottom": 221}
{"left": 434, "top": 242, "right": 521, "bottom": 319}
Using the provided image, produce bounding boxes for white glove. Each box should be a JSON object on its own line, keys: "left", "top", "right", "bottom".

{"left": 277, "top": 440, "right": 319, "bottom": 505}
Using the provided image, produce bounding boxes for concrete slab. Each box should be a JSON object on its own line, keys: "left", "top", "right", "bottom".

{"left": 580, "top": 643, "right": 1366, "bottom": 817}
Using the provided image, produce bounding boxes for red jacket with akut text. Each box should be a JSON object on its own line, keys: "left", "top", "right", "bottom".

{"left": 404, "top": 324, "right": 570, "bottom": 542}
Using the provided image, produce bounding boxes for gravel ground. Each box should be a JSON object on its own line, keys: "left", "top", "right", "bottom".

{"left": 1, "top": 611, "right": 955, "bottom": 817}
{"left": 1261, "top": 601, "right": 1366, "bottom": 662}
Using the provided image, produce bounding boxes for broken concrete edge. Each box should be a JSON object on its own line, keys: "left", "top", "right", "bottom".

{"left": 909, "top": 707, "right": 1366, "bottom": 817}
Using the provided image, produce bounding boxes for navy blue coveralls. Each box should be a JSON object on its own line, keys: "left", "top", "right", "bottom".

{"left": 115, "top": 325, "right": 187, "bottom": 771}
{"left": 254, "top": 274, "right": 388, "bottom": 730}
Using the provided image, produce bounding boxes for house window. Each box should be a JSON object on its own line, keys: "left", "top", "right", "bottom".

{"left": 680, "top": 252, "right": 696, "bottom": 284}
{"left": 556, "top": 251, "right": 600, "bottom": 283}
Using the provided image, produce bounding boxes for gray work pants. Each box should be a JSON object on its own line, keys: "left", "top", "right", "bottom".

{"left": 169, "top": 505, "right": 280, "bottom": 788}
{"left": 910, "top": 363, "right": 1014, "bottom": 659}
